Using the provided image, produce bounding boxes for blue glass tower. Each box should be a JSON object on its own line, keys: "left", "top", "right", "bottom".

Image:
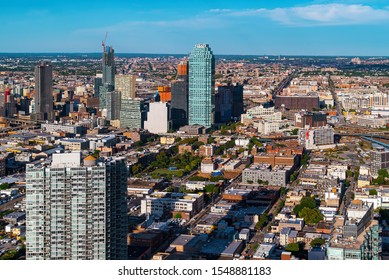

{"left": 188, "top": 44, "right": 215, "bottom": 127}
{"left": 100, "top": 46, "right": 115, "bottom": 109}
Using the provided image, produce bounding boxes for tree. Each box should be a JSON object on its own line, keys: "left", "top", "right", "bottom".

{"left": 131, "top": 164, "right": 142, "bottom": 175}
{"left": 210, "top": 176, "right": 224, "bottom": 182}
{"left": 293, "top": 196, "right": 316, "bottom": 214}
{"left": 373, "top": 169, "right": 389, "bottom": 185}
{"left": 174, "top": 213, "right": 182, "bottom": 219}
{"left": 255, "top": 214, "right": 269, "bottom": 230}
{"left": 0, "top": 183, "right": 10, "bottom": 190}
{"left": 298, "top": 207, "right": 324, "bottom": 224}
{"left": 310, "top": 238, "right": 326, "bottom": 247}
{"left": 204, "top": 184, "right": 217, "bottom": 193}
{"left": 91, "top": 150, "right": 100, "bottom": 158}
{"left": 291, "top": 128, "right": 299, "bottom": 135}
{"left": 301, "top": 153, "right": 310, "bottom": 166}
{"left": 165, "top": 186, "right": 175, "bottom": 192}
{"left": 285, "top": 243, "right": 299, "bottom": 252}
{"left": 280, "top": 187, "right": 287, "bottom": 196}
{"left": 369, "top": 189, "right": 378, "bottom": 196}
{"left": 207, "top": 137, "right": 215, "bottom": 144}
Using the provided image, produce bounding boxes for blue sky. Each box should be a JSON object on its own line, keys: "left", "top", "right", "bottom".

{"left": 1, "top": 0, "right": 389, "bottom": 55}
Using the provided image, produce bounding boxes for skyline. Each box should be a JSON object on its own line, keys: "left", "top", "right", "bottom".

{"left": 1, "top": 1, "right": 389, "bottom": 56}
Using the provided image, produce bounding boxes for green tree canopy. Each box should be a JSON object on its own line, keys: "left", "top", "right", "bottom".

{"left": 293, "top": 196, "right": 316, "bottom": 215}
{"left": 298, "top": 207, "right": 324, "bottom": 224}
{"left": 310, "top": 238, "right": 326, "bottom": 247}
{"left": 285, "top": 243, "right": 299, "bottom": 252}
{"left": 369, "top": 189, "right": 378, "bottom": 196}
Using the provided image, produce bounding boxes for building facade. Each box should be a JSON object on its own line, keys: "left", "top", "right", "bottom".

{"left": 33, "top": 61, "right": 54, "bottom": 121}
{"left": 26, "top": 152, "right": 128, "bottom": 260}
{"left": 188, "top": 44, "right": 215, "bottom": 127}
{"left": 144, "top": 102, "right": 171, "bottom": 134}
{"left": 115, "top": 74, "right": 136, "bottom": 99}
{"left": 371, "top": 147, "right": 389, "bottom": 177}
{"left": 120, "top": 99, "right": 146, "bottom": 129}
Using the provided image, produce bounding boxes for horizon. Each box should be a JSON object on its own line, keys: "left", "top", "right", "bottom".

{"left": 0, "top": 52, "right": 388, "bottom": 58}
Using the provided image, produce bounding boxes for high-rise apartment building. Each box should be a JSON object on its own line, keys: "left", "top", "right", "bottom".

{"left": 188, "top": 44, "right": 215, "bottom": 127}
{"left": 115, "top": 74, "right": 136, "bottom": 99}
{"left": 26, "top": 152, "right": 128, "bottom": 260}
{"left": 33, "top": 61, "right": 54, "bottom": 121}
{"left": 371, "top": 147, "right": 389, "bottom": 177}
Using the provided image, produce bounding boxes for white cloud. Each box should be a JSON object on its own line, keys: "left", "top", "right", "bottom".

{"left": 210, "top": 4, "right": 389, "bottom": 26}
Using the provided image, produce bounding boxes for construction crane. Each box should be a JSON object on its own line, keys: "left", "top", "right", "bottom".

{"left": 102, "top": 32, "right": 108, "bottom": 51}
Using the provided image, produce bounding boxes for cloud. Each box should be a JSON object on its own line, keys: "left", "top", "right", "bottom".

{"left": 210, "top": 4, "right": 389, "bottom": 26}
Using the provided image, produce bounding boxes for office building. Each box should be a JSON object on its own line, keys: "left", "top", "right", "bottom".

{"left": 275, "top": 95, "right": 320, "bottom": 111}
{"left": 242, "top": 164, "right": 292, "bottom": 187}
{"left": 26, "top": 152, "right": 128, "bottom": 260}
{"left": 188, "top": 44, "right": 215, "bottom": 127}
{"left": 295, "top": 111, "right": 327, "bottom": 128}
{"left": 33, "top": 61, "right": 54, "bottom": 121}
{"left": 115, "top": 74, "right": 136, "bottom": 99}
{"left": 144, "top": 102, "right": 171, "bottom": 134}
{"left": 94, "top": 74, "right": 103, "bottom": 97}
{"left": 371, "top": 147, "right": 389, "bottom": 177}
{"left": 141, "top": 192, "right": 205, "bottom": 219}
{"left": 217, "top": 84, "right": 244, "bottom": 122}
{"left": 120, "top": 99, "right": 146, "bottom": 129}
{"left": 299, "top": 126, "right": 335, "bottom": 150}
{"left": 106, "top": 90, "right": 121, "bottom": 121}
{"left": 215, "top": 86, "right": 233, "bottom": 124}
{"left": 171, "top": 77, "right": 188, "bottom": 129}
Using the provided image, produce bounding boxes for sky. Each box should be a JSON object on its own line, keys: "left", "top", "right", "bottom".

{"left": 1, "top": 0, "right": 389, "bottom": 56}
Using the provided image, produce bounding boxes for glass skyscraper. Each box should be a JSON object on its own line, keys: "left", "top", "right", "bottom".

{"left": 188, "top": 44, "right": 215, "bottom": 127}
{"left": 100, "top": 46, "right": 115, "bottom": 110}
{"left": 33, "top": 61, "right": 54, "bottom": 121}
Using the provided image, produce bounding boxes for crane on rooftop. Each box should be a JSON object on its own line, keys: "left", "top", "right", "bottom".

{"left": 102, "top": 32, "right": 108, "bottom": 52}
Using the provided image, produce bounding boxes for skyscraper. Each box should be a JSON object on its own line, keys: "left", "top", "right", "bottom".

{"left": 188, "top": 44, "right": 215, "bottom": 127}
{"left": 120, "top": 99, "right": 146, "bottom": 129}
{"left": 106, "top": 90, "right": 121, "bottom": 121}
{"left": 33, "top": 61, "right": 54, "bottom": 121}
{"left": 102, "top": 46, "right": 115, "bottom": 86}
{"left": 100, "top": 46, "right": 115, "bottom": 109}
{"left": 171, "top": 61, "right": 189, "bottom": 129}
{"left": 115, "top": 74, "right": 136, "bottom": 99}
{"left": 26, "top": 152, "right": 128, "bottom": 260}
